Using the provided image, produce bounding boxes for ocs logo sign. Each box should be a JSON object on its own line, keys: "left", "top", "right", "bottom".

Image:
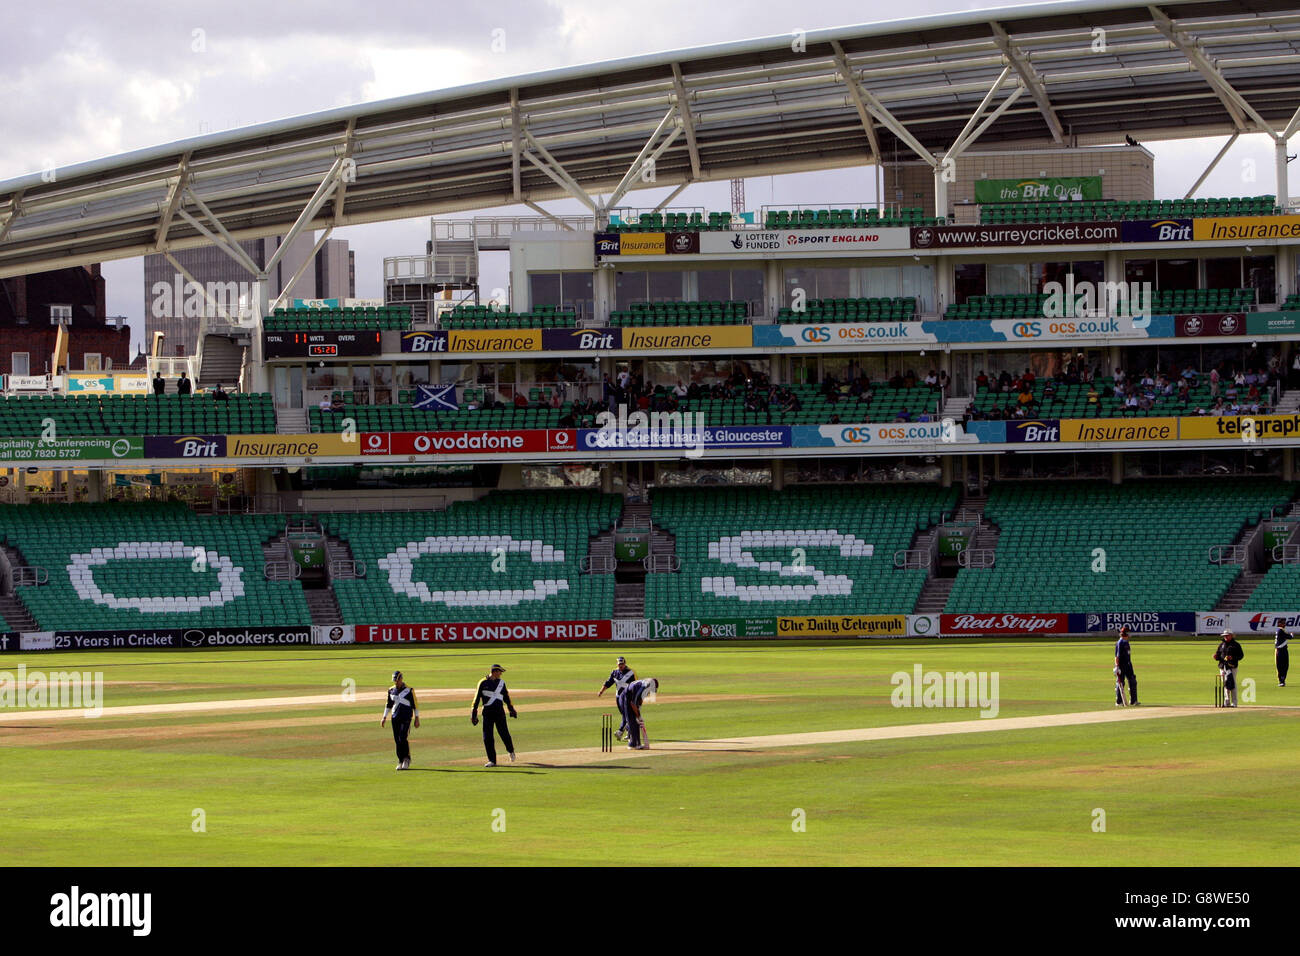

{"left": 839, "top": 427, "right": 873, "bottom": 444}
{"left": 1011, "top": 321, "right": 1042, "bottom": 338}
{"left": 800, "top": 326, "right": 832, "bottom": 343}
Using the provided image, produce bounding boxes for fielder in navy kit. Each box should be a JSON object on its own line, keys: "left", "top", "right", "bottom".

{"left": 380, "top": 670, "right": 420, "bottom": 770}
{"left": 597, "top": 656, "right": 635, "bottom": 741}
{"left": 471, "top": 664, "right": 517, "bottom": 766}
{"left": 623, "top": 677, "right": 659, "bottom": 750}
{"left": 1114, "top": 626, "right": 1138, "bottom": 706}
{"left": 1276, "top": 626, "right": 1291, "bottom": 687}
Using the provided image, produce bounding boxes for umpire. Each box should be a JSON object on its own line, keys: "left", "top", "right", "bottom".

{"left": 471, "top": 664, "right": 517, "bottom": 767}
{"left": 597, "top": 655, "right": 635, "bottom": 741}
{"left": 1214, "top": 630, "right": 1246, "bottom": 707}
{"left": 1276, "top": 626, "right": 1291, "bottom": 687}
{"left": 1114, "top": 625, "right": 1139, "bottom": 706}
{"left": 380, "top": 670, "right": 420, "bottom": 770}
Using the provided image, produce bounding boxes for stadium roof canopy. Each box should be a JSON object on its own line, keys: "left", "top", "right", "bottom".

{"left": 1, "top": 0, "right": 1299, "bottom": 279}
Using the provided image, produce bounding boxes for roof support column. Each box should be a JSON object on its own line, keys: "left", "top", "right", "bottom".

{"left": 521, "top": 129, "right": 599, "bottom": 220}
{"left": 1183, "top": 133, "right": 1238, "bottom": 199}
{"left": 270, "top": 226, "right": 335, "bottom": 313}
{"left": 1277, "top": 139, "right": 1290, "bottom": 211}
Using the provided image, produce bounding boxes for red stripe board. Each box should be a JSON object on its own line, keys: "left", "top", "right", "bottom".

{"left": 939, "top": 613, "right": 1070, "bottom": 636}
{"left": 356, "top": 621, "right": 612, "bottom": 643}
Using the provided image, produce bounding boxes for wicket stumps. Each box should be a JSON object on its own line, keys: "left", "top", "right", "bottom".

{"left": 1214, "top": 673, "right": 1226, "bottom": 708}
{"left": 601, "top": 713, "right": 613, "bottom": 752}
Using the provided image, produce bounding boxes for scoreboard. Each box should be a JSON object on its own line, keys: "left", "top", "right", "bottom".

{"left": 263, "top": 330, "right": 383, "bottom": 358}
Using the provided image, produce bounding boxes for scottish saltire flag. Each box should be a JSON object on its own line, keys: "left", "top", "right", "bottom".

{"left": 413, "top": 384, "right": 458, "bottom": 411}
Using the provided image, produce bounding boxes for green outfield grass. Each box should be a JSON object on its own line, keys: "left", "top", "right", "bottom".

{"left": 0, "top": 639, "right": 1296, "bottom": 865}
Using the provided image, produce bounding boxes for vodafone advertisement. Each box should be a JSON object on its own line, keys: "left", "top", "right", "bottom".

{"left": 360, "top": 430, "right": 576, "bottom": 455}
{"left": 940, "top": 613, "right": 1070, "bottom": 636}
{"left": 356, "top": 620, "right": 611, "bottom": 643}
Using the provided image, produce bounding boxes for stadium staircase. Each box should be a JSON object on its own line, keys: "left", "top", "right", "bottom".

{"left": 276, "top": 408, "right": 308, "bottom": 434}
{"left": 940, "top": 395, "right": 971, "bottom": 422}
{"left": 197, "top": 335, "right": 246, "bottom": 390}
{"left": 1216, "top": 572, "right": 1266, "bottom": 612}
{"left": 304, "top": 589, "right": 343, "bottom": 625}
{"left": 0, "top": 543, "right": 42, "bottom": 630}
{"left": 913, "top": 492, "right": 997, "bottom": 612}
{"left": 1274, "top": 389, "right": 1300, "bottom": 415}
{"left": 261, "top": 533, "right": 299, "bottom": 582}
{"left": 0, "top": 593, "right": 37, "bottom": 631}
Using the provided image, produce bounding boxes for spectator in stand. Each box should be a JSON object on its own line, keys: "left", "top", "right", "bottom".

{"left": 1086, "top": 385, "right": 1100, "bottom": 416}
{"left": 330, "top": 394, "right": 345, "bottom": 412}
{"left": 903, "top": 369, "right": 917, "bottom": 388}
{"left": 1225, "top": 378, "right": 1239, "bottom": 401}
{"left": 152, "top": 371, "right": 166, "bottom": 395}
{"left": 319, "top": 396, "right": 332, "bottom": 412}
{"left": 1209, "top": 366, "right": 1220, "bottom": 398}
{"left": 1017, "top": 387, "right": 1034, "bottom": 410}
{"left": 924, "top": 369, "right": 938, "bottom": 388}
{"left": 1022, "top": 367, "right": 1036, "bottom": 387}
{"left": 1042, "top": 379, "right": 1057, "bottom": 400}
{"left": 1113, "top": 367, "right": 1126, "bottom": 387}
{"left": 938, "top": 369, "right": 950, "bottom": 392}
{"left": 1123, "top": 393, "right": 1139, "bottom": 416}
{"left": 996, "top": 370, "right": 1012, "bottom": 393}
{"left": 1177, "top": 378, "right": 1190, "bottom": 406}
{"left": 896, "top": 409, "right": 912, "bottom": 423}
{"left": 1212, "top": 396, "right": 1227, "bottom": 415}
{"left": 549, "top": 389, "right": 562, "bottom": 411}
{"left": 673, "top": 380, "right": 687, "bottom": 400}
{"left": 177, "top": 371, "right": 192, "bottom": 396}
{"left": 976, "top": 370, "right": 989, "bottom": 391}
{"left": 212, "top": 383, "right": 228, "bottom": 401}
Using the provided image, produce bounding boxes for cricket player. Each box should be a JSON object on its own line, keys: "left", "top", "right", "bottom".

{"left": 1114, "top": 626, "right": 1138, "bottom": 706}
{"left": 597, "top": 655, "right": 635, "bottom": 741}
{"left": 380, "top": 670, "right": 420, "bottom": 770}
{"left": 471, "top": 664, "right": 517, "bottom": 767}
{"left": 1276, "top": 626, "right": 1291, "bottom": 687}
{"left": 1214, "top": 630, "right": 1246, "bottom": 707}
{"left": 623, "top": 677, "right": 659, "bottom": 750}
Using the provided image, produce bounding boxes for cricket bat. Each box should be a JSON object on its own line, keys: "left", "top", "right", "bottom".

{"left": 638, "top": 718, "right": 648, "bottom": 747}
{"left": 1114, "top": 667, "right": 1128, "bottom": 706}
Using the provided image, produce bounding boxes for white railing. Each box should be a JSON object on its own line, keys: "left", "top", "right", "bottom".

{"left": 430, "top": 217, "right": 598, "bottom": 243}
{"left": 146, "top": 355, "right": 199, "bottom": 380}
{"left": 958, "top": 549, "right": 996, "bottom": 569}
{"left": 384, "top": 254, "right": 479, "bottom": 282}
{"left": 581, "top": 555, "right": 616, "bottom": 574}
{"left": 643, "top": 554, "right": 680, "bottom": 573}
{"left": 13, "top": 566, "right": 49, "bottom": 586}
{"left": 1273, "top": 544, "right": 1300, "bottom": 564}
{"left": 329, "top": 559, "right": 365, "bottom": 579}
{"left": 1209, "top": 544, "right": 1247, "bottom": 565}
{"left": 894, "top": 549, "right": 934, "bottom": 570}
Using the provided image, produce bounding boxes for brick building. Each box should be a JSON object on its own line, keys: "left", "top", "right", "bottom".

{"left": 0, "top": 265, "right": 130, "bottom": 376}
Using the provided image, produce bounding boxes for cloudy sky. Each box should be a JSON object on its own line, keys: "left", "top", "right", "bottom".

{"left": 0, "top": 0, "right": 1291, "bottom": 353}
